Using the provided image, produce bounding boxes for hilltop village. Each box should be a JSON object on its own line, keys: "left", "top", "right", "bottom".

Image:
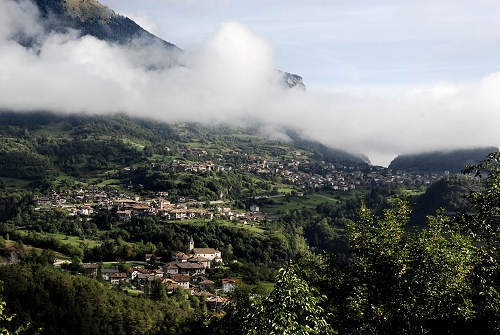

{"left": 156, "top": 148, "right": 445, "bottom": 190}
{"left": 77, "top": 237, "right": 234, "bottom": 310}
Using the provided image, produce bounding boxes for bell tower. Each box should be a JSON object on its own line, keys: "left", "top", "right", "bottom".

{"left": 189, "top": 236, "right": 195, "bottom": 252}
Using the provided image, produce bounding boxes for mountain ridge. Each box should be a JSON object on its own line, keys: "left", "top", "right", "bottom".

{"left": 29, "top": 0, "right": 305, "bottom": 88}
{"left": 389, "top": 147, "right": 499, "bottom": 173}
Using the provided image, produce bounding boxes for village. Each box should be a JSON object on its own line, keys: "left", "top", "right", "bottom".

{"left": 35, "top": 186, "right": 267, "bottom": 224}
{"left": 77, "top": 236, "right": 237, "bottom": 311}
{"left": 155, "top": 147, "right": 446, "bottom": 191}
{"left": 34, "top": 146, "right": 450, "bottom": 223}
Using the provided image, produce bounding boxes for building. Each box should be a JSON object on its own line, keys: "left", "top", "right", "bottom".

{"left": 171, "top": 274, "right": 190, "bottom": 289}
{"left": 110, "top": 273, "right": 128, "bottom": 285}
{"left": 82, "top": 263, "right": 99, "bottom": 276}
{"left": 100, "top": 268, "right": 119, "bottom": 281}
{"left": 188, "top": 255, "right": 211, "bottom": 269}
{"left": 188, "top": 237, "right": 222, "bottom": 263}
{"left": 222, "top": 278, "right": 239, "bottom": 293}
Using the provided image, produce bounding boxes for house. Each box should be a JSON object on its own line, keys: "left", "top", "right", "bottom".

{"left": 135, "top": 273, "right": 153, "bottom": 285}
{"left": 222, "top": 278, "right": 239, "bottom": 293}
{"left": 110, "top": 273, "right": 128, "bottom": 285}
{"left": 78, "top": 206, "right": 93, "bottom": 216}
{"left": 145, "top": 253, "right": 153, "bottom": 262}
{"left": 188, "top": 255, "right": 211, "bottom": 269}
{"left": 162, "top": 278, "right": 179, "bottom": 293}
{"left": 199, "top": 279, "right": 215, "bottom": 290}
{"left": 249, "top": 205, "right": 260, "bottom": 212}
{"left": 82, "top": 263, "right": 99, "bottom": 276}
{"left": 174, "top": 252, "right": 189, "bottom": 263}
{"left": 175, "top": 262, "right": 205, "bottom": 276}
{"left": 206, "top": 297, "right": 229, "bottom": 311}
{"left": 116, "top": 210, "right": 132, "bottom": 221}
{"left": 170, "top": 274, "right": 190, "bottom": 289}
{"left": 163, "top": 262, "right": 179, "bottom": 275}
{"left": 150, "top": 269, "right": 164, "bottom": 279}
{"left": 100, "top": 268, "right": 119, "bottom": 281}
{"left": 166, "top": 283, "right": 178, "bottom": 292}
{"left": 129, "top": 267, "right": 149, "bottom": 280}
{"left": 188, "top": 237, "right": 222, "bottom": 263}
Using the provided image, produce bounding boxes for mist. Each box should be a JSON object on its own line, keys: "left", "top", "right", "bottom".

{"left": 0, "top": 0, "right": 498, "bottom": 166}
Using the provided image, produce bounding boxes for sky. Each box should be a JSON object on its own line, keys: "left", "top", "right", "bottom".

{"left": 0, "top": 0, "right": 499, "bottom": 166}
{"left": 101, "top": 0, "right": 500, "bottom": 91}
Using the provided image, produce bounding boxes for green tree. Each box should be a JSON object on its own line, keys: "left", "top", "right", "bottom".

{"left": 244, "top": 263, "right": 335, "bottom": 335}
{"left": 345, "top": 199, "right": 478, "bottom": 334}
{"left": 459, "top": 152, "right": 500, "bottom": 332}
{"left": 0, "top": 281, "right": 34, "bottom": 334}
{"left": 151, "top": 280, "right": 167, "bottom": 302}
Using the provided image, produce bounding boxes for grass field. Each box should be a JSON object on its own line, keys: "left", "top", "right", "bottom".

{"left": 220, "top": 221, "right": 266, "bottom": 235}
{"left": 96, "top": 178, "right": 121, "bottom": 187}
{"left": 3, "top": 240, "right": 69, "bottom": 259}
{"left": 46, "top": 233, "right": 102, "bottom": 248}
{"left": 262, "top": 193, "right": 340, "bottom": 214}
{"left": 164, "top": 218, "right": 266, "bottom": 236}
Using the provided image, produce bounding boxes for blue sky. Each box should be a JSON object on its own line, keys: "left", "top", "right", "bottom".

{"left": 100, "top": 0, "right": 500, "bottom": 91}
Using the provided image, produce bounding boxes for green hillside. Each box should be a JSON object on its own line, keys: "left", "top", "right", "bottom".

{"left": 0, "top": 111, "right": 366, "bottom": 194}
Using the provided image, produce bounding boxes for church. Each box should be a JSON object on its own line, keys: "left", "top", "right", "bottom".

{"left": 189, "top": 236, "right": 223, "bottom": 264}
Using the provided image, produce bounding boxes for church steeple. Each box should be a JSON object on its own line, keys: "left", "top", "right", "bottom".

{"left": 189, "top": 236, "right": 194, "bottom": 252}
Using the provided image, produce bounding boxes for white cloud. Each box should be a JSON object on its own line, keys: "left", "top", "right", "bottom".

{"left": 0, "top": 0, "right": 498, "bottom": 166}
{"left": 121, "top": 11, "right": 159, "bottom": 35}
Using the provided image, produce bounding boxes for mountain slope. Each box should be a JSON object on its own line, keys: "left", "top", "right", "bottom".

{"left": 389, "top": 147, "right": 499, "bottom": 173}
{"left": 32, "top": 0, "right": 178, "bottom": 48}
{"left": 0, "top": 111, "right": 366, "bottom": 187}
{"left": 29, "top": 0, "right": 304, "bottom": 88}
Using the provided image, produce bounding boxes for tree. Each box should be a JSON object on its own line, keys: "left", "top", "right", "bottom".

{"left": 151, "top": 280, "right": 167, "bottom": 302}
{"left": 243, "top": 263, "right": 335, "bottom": 335}
{"left": 458, "top": 152, "right": 500, "bottom": 333}
{"left": 344, "top": 199, "right": 478, "bottom": 334}
{"left": 0, "top": 281, "right": 35, "bottom": 334}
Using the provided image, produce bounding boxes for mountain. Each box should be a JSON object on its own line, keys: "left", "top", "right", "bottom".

{"left": 0, "top": 111, "right": 367, "bottom": 188}
{"left": 409, "top": 175, "right": 480, "bottom": 227}
{"left": 29, "top": 0, "right": 305, "bottom": 88}
{"left": 389, "top": 147, "right": 499, "bottom": 173}
{"left": 32, "top": 0, "right": 178, "bottom": 48}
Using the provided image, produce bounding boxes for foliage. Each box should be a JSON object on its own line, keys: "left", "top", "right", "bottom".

{"left": 0, "top": 264, "right": 199, "bottom": 335}
{"left": 0, "top": 281, "right": 34, "bottom": 335}
{"left": 410, "top": 174, "right": 479, "bottom": 227}
{"left": 457, "top": 152, "right": 500, "bottom": 332}
{"left": 243, "top": 263, "right": 335, "bottom": 335}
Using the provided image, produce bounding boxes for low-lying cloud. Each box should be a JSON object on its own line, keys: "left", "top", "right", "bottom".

{"left": 0, "top": 0, "right": 498, "bottom": 165}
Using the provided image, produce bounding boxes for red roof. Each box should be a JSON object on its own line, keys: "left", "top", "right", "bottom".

{"left": 171, "top": 274, "right": 190, "bottom": 282}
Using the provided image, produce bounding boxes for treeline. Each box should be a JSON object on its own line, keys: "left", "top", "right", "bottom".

{"left": 0, "top": 191, "right": 34, "bottom": 222}
{"left": 0, "top": 264, "right": 203, "bottom": 335}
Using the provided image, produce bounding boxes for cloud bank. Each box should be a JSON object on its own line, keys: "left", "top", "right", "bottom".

{"left": 0, "top": 0, "right": 498, "bottom": 165}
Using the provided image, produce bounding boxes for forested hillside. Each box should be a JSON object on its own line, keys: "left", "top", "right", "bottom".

{"left": 389, "top": 147, "right": 499, "bottom": 173}
{"left": 0, "top": 111, "right": 366, "bottom": 193}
